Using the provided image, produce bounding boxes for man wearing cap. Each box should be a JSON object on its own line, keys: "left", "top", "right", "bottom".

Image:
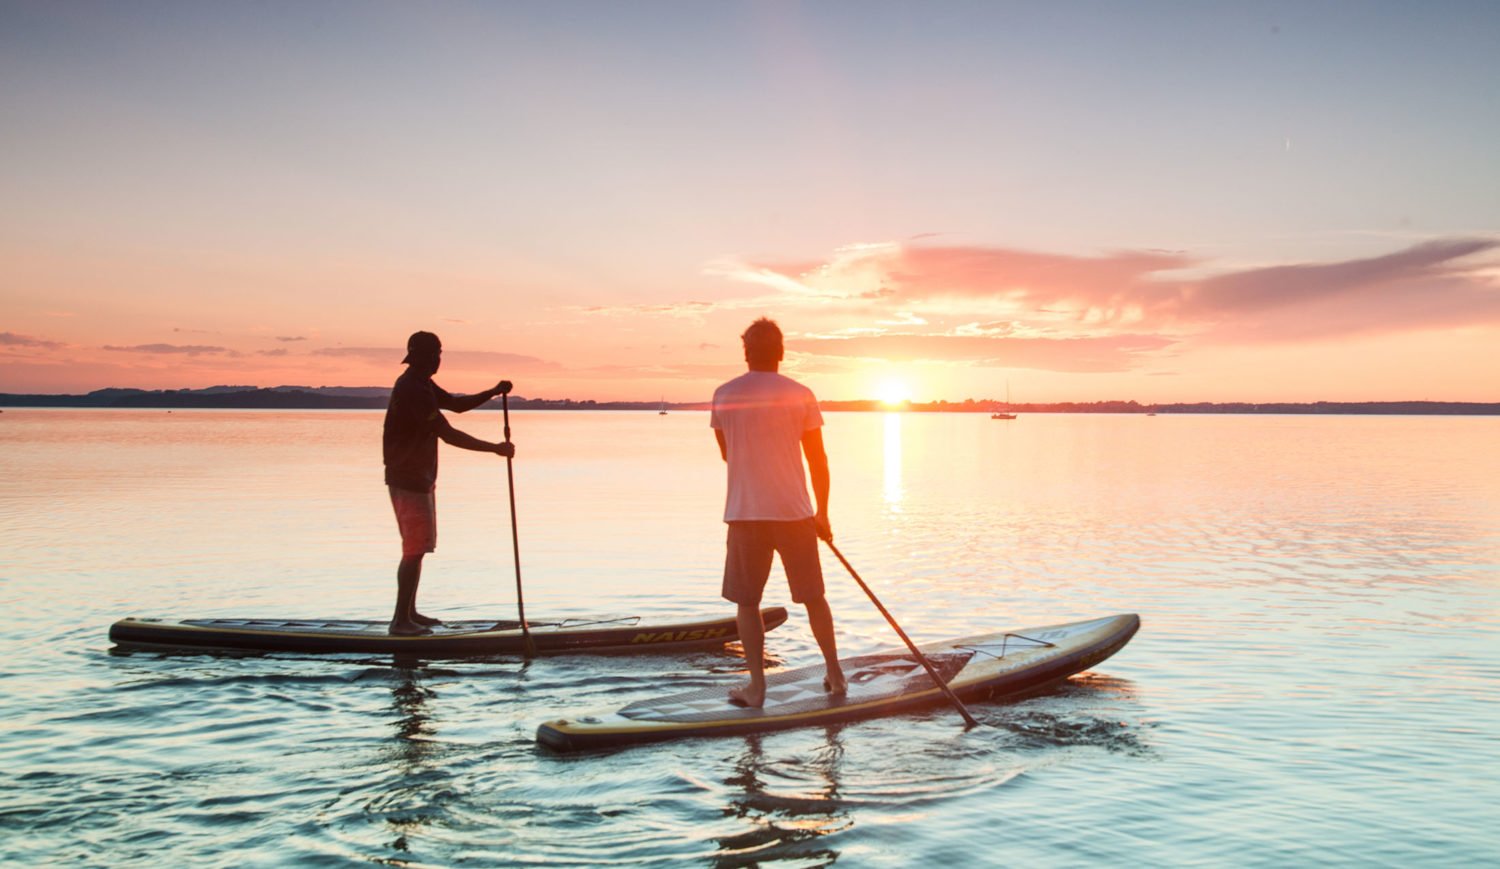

{"left": 383, "top": 330, "right": 514, "bottom": 636}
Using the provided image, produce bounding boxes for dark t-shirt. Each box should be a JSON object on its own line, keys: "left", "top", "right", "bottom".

{"left": 383, "top": 369, "right": 454, "bottom": 493}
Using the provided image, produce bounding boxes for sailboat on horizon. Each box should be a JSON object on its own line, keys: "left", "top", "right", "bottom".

{"left": 991, "top": 381, "right": 1017, "bottom": 420}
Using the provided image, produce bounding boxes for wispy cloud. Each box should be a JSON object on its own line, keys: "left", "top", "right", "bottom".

{"left": 1, "top": 332, "right": 64, "bottom": 350}
{"left": 276, "top": 336, "right": 307, "bottom": 342}
{"left": 787, "top": 333, "right": 1175, "bottom": 373}
{"left": 309, "top": 347, "right": 396, "bottom": 360}
{"left": 1185, "top": 238, "right": 1500, "bottom": 340}
{"left": 1189, "top": 239, "right": 1493, "bottom": 313}
{"left": 869, "top": 245, "right": 1194, "bottom": 307}
{"left": 576, "top": 361, "right": 744, "bottom": 381}
{"left": 577, "top": 300, "right": 724, "bottom": 320}
{"left": 103, "top": 343, "right": 236, "bottom": 356}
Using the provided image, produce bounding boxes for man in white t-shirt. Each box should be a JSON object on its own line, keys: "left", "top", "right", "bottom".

{"left": 710, "top": 318, "right": 847, "bottom": 708}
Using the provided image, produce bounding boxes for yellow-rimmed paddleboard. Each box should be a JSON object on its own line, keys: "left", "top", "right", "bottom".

{"left": 537, "top": 613, "right": 1139, "bottom": 751}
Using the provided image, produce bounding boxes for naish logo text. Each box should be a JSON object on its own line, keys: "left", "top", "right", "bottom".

{"left": 631, "top": 627, "right": 730, "bottom": 644}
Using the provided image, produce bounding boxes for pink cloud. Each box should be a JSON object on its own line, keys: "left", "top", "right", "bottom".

{"left": 746, "top": 258, "right": 835, "bottom": 280}
{"left": 742, "top": 245, "right": 1192, "bottom": 306}
{"left": 744, "top": 236, "right": 1500, "bottom": 343}
{"left": 889, "top": 246, "right": 1193, "bottom": 304}
{"left": 787, "top": 333, "right": 1175, "bottom": 373}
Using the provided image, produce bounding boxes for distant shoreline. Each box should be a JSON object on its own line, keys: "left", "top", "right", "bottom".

{"left": 1, "top": 387, "right": 1496, "bottom": 415}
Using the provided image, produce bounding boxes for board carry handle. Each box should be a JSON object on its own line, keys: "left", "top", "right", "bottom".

{"left": 501, "top": 388, "right": 537, "bottom": 659}
{"left": 824, "top": 540, "right": 980, "bottom": 730}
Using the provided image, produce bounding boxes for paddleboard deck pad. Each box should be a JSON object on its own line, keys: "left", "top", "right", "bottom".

{"left": 537, "top": 613, "right": 1139, "bottom": 751}
{"left": 109, "top": 607, "right": 788, "bottom": 658}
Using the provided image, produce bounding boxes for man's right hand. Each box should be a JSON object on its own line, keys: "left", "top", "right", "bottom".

{"left": 495, "top": 442, "right": 515, "bottom": 458}
{"left": 813, "top": 511, "right": 832, "bottom": 543}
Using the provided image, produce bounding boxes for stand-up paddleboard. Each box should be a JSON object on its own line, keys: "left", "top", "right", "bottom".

{"left": 537, "top": 613, "right": 1138, "bottom": 751}
{"left": 109, "top": 607, "right": 788, "bottom": 658}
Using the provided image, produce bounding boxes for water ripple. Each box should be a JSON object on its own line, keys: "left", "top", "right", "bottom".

{"left": 4, "top": 411, "right": 1498, "bottom": 865}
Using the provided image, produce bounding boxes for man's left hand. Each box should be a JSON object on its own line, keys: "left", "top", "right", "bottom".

{"left": 813, "top": 512, "right": 833, "bottom": 543}
{"left": 490, "top": 380, "right": 513, "bottom": 398}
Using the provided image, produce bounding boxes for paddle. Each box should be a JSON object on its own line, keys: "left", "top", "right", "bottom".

{"left": 823, "top": 540, "right": 980, "bottom": 730}
{"left": 501, "top": 388, "right": 537, "bottom": 659}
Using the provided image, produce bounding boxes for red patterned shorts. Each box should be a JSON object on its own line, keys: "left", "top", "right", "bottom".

{"left": 389, "top": 486, "right": 436, "bottom": 557}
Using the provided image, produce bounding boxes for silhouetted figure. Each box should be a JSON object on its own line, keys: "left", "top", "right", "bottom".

{"left": 711, "top": 318, "right": 846, "bottom": 707}
{"left": 383, "top": 331, "right": 514, "bottom": 636}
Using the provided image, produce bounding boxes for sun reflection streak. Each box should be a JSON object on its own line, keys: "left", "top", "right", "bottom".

{"left": 883, "top": 412, "right": 903, "bottom": 507}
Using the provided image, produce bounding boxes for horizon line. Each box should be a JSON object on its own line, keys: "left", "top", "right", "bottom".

{"left": 1, "top": 386, "right": 1497, "bottom": 410}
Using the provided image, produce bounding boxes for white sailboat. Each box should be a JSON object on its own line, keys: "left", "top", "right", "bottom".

{"left": 991, "top": 381, "right": 1017, "bottom": 420}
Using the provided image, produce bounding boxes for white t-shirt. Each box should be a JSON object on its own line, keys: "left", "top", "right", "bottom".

{"left": 710, "top": 371, "right": 824, "bottom": 522}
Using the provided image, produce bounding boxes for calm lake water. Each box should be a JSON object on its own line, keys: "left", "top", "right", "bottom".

{"left": 2, "top": 408, "right": 1497, "bottom": 866}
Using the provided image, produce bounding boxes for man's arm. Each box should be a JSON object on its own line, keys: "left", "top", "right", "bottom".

{"left": 433, "top": 414, "right": 514, "bottom": 457}
{"left": 801, "top": 427, "right": 831, "bottom": 541}
{"left": 438, "top": 380, "right": 513, "bottom": 414}
{"left": 715, "top": 429, "right": 728, "bottom": 462}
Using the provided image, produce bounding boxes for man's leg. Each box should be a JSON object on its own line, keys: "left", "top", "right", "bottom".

{"left": 390, "top": 553, "right": 430, "bottom": 636}
{"left": 390, "top": 486, "right": 439, "bottom": 634}
{"left": 410, "top": 490, "right": 441, "bottom": 625}
{"left": 725, "top": 522, "right": 773, "bottom": 708}
{"left": 729, "top": 602, "right": 767, "bottom": 708}
{"left": 778, "top": 520, "right": 846, "bottom": 695}
{"left": 803, "top": 595, "right": 846, "bottom": 694}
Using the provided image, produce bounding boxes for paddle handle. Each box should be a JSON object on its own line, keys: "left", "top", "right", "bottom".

{"left": 502, "top": 391, "right": 536, "bottom": 658}
{"left": 825, "top": 540, "right": 980, "bottom": 729}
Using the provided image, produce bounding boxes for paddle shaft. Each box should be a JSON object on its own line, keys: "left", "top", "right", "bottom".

{"left": 824, "top": 540, "right": 980, "bottom": 729}
{"left": 501, "top": 392, "right": 536, "bottom": 658}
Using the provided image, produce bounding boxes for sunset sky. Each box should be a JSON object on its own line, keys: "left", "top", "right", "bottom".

{"left": 3, "top": 1, "right": 1497, "bottom": 403}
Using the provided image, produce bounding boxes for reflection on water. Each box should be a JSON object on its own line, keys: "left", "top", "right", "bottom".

{"left": 716, "top": 732, "right": 849, "bottom": 867}
{"left": 379, "top": 663, "right": 439, "bottom": 855}
{"left": 2, "top": 410, "right": 1498, "bottom": 866}
{"left": 882, "top": 412, "right": 902, "bottom": 508}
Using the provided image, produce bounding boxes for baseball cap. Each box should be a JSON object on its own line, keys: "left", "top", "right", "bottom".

{"left": 401, "top": 331, "right": 441, "bottom": 364}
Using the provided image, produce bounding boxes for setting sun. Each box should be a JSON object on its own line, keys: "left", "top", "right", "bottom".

{"left": 877, "top": 379, "right": 912, "bottom": 407}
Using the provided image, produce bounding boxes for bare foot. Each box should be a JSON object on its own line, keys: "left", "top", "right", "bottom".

{"left": 389, "top": 620, "right": 433, "bottom": 637}
{"left": 823, "top": 670, "right": 848, "bottom": 696}
{"left": 727, "top": 683, "right": 765, "bottom": 708}
{"left": 412, "top": 612, "right": 444, "bottom": 627}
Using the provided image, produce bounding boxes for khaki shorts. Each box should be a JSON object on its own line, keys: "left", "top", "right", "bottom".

{"left": 390, "top": 486, "right": 436, "bottom": 557}
{"left": 722, "top": 519, "right": 825, "bottom": 605}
